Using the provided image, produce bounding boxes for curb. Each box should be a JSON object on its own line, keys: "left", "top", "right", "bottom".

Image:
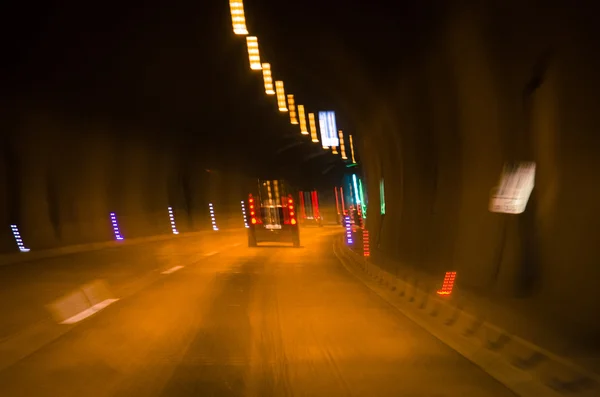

{"left": 0, "top": 228, "right": 246, "bottom": 267}
{"left": 333, "top": 238, "right": 600, "bottom": 397}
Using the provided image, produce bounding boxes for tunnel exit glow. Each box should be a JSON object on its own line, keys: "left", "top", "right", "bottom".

{"left": 10, "top": 224, "right": 30, "bottom": 252}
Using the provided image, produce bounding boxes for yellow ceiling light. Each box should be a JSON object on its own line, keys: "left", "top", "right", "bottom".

{"left": 339, "top": 130, "right": 348, "bottom": 159}
{"left": 349, "top": 134, "right": 356, "bottom": 163}
{"left": 298, "top": 105, "right": 308, "bottom": 135}
{"left": 229, "top": 1, "right": 248, "bottom": 35}
{"left": 287, "top": 95, "right": 298, "bottom": 124}
{"left": 275, "top": 81, "right": 288, "bottom": 112}
{"left": 308, "top": 113, "right": 319, "bottom": 142}
{"left": 261, "top": 63, "right": 275, "bottom": 95}
{"left": 332, "top": 145, "right": 339, "bottom": 154}
{"left": 246, "top": 36, "right": 262, "bottom": 70}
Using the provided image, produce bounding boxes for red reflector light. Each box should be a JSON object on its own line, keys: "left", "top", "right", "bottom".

{"left": 288, "top": 199, "right": 293, "bottom": 204}
{"left": 291, "top": 218, "right": 297, "bottom": 225}
{"left": 290, "top": 212, "right": 295, "bottom": 217}
{"left": 251, "top": 218, "right": 257, "bottom": 224}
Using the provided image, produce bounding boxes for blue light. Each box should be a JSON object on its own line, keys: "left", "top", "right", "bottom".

{"left": 110, "top": 212, "right": 124, "bottom": 240}
{"left": 344, "top": 215, "right": 353, "bottom": 245}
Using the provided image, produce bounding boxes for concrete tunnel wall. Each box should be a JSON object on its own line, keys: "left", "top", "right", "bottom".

{"left": 357, "top": 3, "right": 600, "bottom": 346}
{"left": 0, "top": 108, "right": 255, "bottom": 254}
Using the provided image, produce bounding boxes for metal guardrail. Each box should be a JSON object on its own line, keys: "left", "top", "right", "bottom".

{"left": 334, "top": 237, "right": 600, "bottom": 397}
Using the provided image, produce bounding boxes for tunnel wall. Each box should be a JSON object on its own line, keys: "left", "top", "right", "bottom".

{"left": 0, "top": 108, "right": 252, "bottom": 254}
{"left": 359, "top": 2, "right": 600, "bottom": 346}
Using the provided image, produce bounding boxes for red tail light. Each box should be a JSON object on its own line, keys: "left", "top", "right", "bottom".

{"left": 249, "top": 194, "right": 262, "bottom": 225}
{"left": 311, "top": 190, "right": 320, "bottom": 219}
{"left": 287, "top": 195, "right": 297, "bottom": 226}
{"left": 298, "top": 192, "right": 307, "bottom": 219}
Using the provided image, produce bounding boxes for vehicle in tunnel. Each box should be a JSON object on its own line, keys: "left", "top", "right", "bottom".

{"left": 247, "top": 180, "right": 300, "bottom": 248}
{"left": 298, "top": 190, "right": 323, "bottom": 227}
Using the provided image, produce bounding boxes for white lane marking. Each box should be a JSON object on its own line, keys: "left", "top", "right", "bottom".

{"left": 61, "top": 299, "right": 120, "bottom": 325}
{"left": 205, "top": 251, "right": 219, "bottom": 257}
{"left": 161, "top": 265, "right": 184, "bottom": 275}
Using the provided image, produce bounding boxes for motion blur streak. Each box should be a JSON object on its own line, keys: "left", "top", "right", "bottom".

{"left": 0, "top": 227, "right": 514, "bottom": 397}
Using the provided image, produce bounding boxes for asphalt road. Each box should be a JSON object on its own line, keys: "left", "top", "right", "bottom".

{"left": 0, "top": 226, "right": 516, "bottom": 396}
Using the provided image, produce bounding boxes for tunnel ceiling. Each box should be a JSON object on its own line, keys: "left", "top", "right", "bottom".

{"left": 1, "top": 0, "right": 446, "bottom": 186}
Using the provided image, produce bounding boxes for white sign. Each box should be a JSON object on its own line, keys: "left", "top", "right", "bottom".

{"left": 489, "top": 161, "right": 536, "bottom": 214}
{"left": 318, "top": 111, "right": 339, "bottom": 147}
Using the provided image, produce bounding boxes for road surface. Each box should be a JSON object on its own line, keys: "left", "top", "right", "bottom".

{"left": 0, "top": 226, "right": 516, "bottom": 396}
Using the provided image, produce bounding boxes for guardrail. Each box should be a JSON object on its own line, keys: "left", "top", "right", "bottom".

{"left": 333, "top": 236, "right": 600, "bottom": 397}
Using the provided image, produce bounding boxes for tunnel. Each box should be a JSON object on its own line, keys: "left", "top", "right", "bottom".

{"left": 0, "top": 0, "right": 599, "bottom": 395}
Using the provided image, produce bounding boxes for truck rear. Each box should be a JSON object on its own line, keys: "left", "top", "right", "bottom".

{"left": 247, "top": 179, "right": 301, "bottom": 247}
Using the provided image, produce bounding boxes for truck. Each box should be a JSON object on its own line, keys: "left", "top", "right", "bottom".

{"left": 246, "top": 179, "right": 301, "bottom": 248}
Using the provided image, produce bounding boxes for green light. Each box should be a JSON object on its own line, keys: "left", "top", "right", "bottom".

{"left": 352, "top": 174, "right": 360, "bottom": 205}
{"left": 358, "top": 178, "right": 366, "bottom": 219}
{"left": 346, "top": 163, "right": 358, "bottom": 168}
{"left": 380, "top": 178, "right": 385, "bottom": 215}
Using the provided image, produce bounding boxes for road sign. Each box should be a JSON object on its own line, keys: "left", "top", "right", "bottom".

{"left": 489, "top": 161, "right": 536, "bottom": 214}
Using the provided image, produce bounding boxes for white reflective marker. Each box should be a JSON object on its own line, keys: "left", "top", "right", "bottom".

{"left": 241, "top": 200, "right": 249, "bottom": 228}
{"left": 61, "top": 299, "right": 119, "bottom": 325}
{"left": 209, "top": 203, "right": 219, "bottom": 231}
{"left": 10, "top": 224, "right": 30, "bottom": 252}
{"left": 168, "top": 207, "right": 179, "bottom": 234}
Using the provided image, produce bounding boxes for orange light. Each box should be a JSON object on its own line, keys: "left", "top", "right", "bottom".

{"left": 250, "top": 205, "right": 254, "bottom": 209}
{"left": 288, "top": 199, "right": 293, "bottom": 204}
{"left": 275, "top": 81, "right": 288, "bottom": 112}
{"left": 246, "top": 36, "right": 262, "bottom": 70}
{"left": 261, "top": 63, "right": 275, "bottom": 95}
{"left": 437, "top": 272, "right": 457, "bottom": 296}
{"left": 288, "top": 205, "right": 294, "bottom": 210}
{"left": 251, "top": 218, "right": 257, "bottom": 224}
{"left": 339, "top": 130, "right": 348, "bottom": 159}
{"left": 290, "top": 212, "right": 295, "bottom": 216}
{"left": 308, "top": 113, "right": 319, "bottom": 142}
{"left": 287, "top": 94, "right": 298, "bottom": 124}
{"left": 349, "top": 134, "right": 356, "bottom": 163}
{"left": 298, "top": 105, "right": 308, "bottom": 135}
{"left": 250, "top": 211, "right": 255, "bottom": 216}
{"left": 291, "top": 218, "right": 297, "bottom": 225}
{"left": 229, "top": 0, "right": 248, "bottom": 35}
{"left": 363, "top": 229, "right": 370, "bottom": 257}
